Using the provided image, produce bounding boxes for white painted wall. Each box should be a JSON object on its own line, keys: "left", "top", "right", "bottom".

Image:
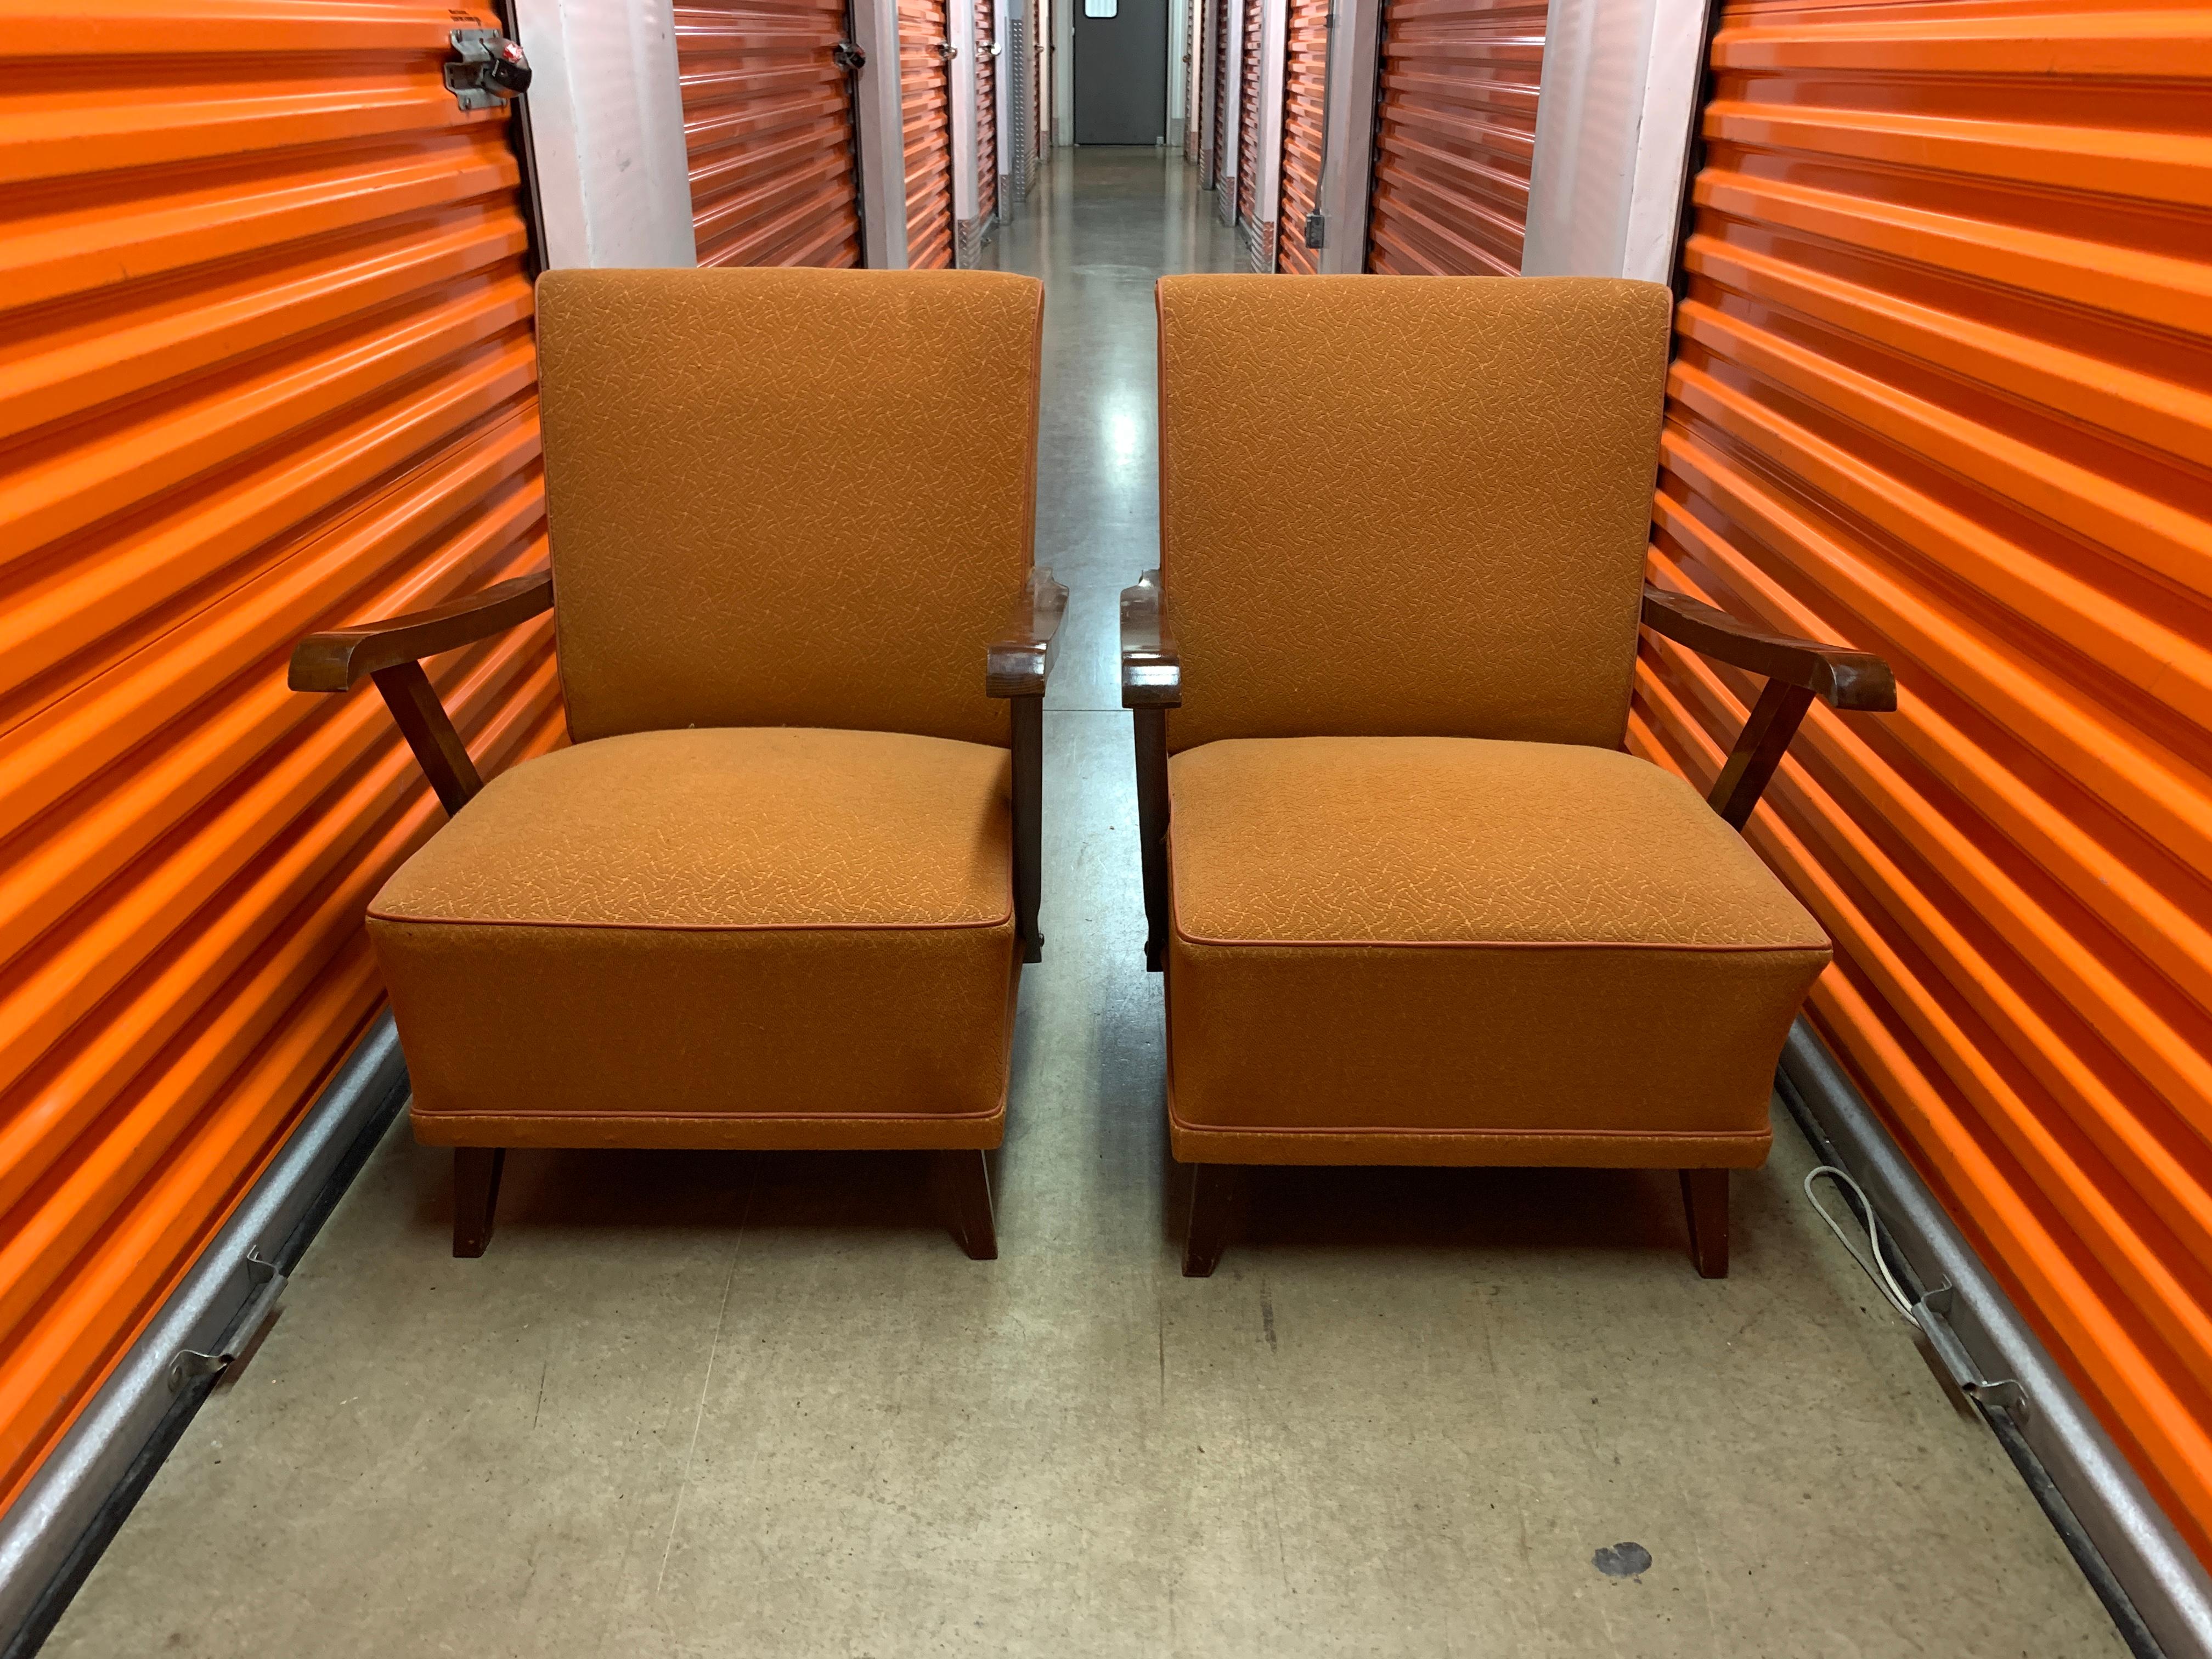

{"left": 1215, "top": 0, "right": 1244, "bottom": 203}
{"left": 1251, "top": 0, "right": 1288, "bottom": 230}
{"left": 1520, "top": 0, "right": 1709, "bottom": 281}
{"left": 1316, "top": 0, "right": 1383, "bottom": 271}
{"left": 1053, "top": 0, "right": 1073, "bottom": 147}
{"left": 512, "top": 0, "right": 696, "bottom": 269}
{"left": 1169, "top": 0, "right": 1190, "bottom": 127}
{"left": 952, "top": 0, "right": 980, "bottom": 225}
{"left": 852, "top": 0, "right": 911, "bottom": 265}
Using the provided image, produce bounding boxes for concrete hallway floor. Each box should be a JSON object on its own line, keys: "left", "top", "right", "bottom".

{"left": 47, "top": 149, "right": 2125, "bottom": 1658}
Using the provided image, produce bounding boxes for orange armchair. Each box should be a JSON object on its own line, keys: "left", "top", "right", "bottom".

{"left": 292, "top": 268, "right": 1060, "bottom": 1259}
{"left": 1125, "top": 274, "right": 1893, "bottom": 1278}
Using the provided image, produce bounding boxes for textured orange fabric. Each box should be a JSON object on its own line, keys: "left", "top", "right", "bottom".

{"left": 535, "top": 267, "right": 1043, "bottom": 747}
{"left": 369, "top": 729, "right": 1017, "bottom": 1147}
{"left": 1155, "top": 274, "right": 1673, "bottom": 753}
{"left": 1170, "top": 738, "right": 1825, "bottom": 947}
{"left": 373, "top": 727, "right": 1012, "bottom": 930}
{"left": 1164, "top": 737, "right": 1830, "bottom": 1164}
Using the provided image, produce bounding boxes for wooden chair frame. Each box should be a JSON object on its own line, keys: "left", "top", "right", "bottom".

{"left": 1119, "top": 569, "right": 1895, "bottom": 1278}
{"left": 291, "top": 565, "right": 1066, "bottom": 1258}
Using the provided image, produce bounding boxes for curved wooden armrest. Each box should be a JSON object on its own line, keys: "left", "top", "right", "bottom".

{"left": 1640, "top": 582, "right": 1894, "bottom": 712}
{"left": 286, "top": 568, "right": 552, "bottom": 819}
{"left": 986, "top": 566, "right": 1069, "bottom": 698}
{"left": 1639, "top": 581, "right": 1897, "bottom": 831}
{"left": 288, "top": 569, "right": 555, "bottom": 693}
{"left": 1120, "top": 569, "right": 1181, "bottom": 709}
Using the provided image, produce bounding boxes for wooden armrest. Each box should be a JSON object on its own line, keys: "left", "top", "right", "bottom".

{"left": 1640, "top": 581, "right": 1896, "bottom": 831}
{"left": 286, "top": 569, "right": 552, "bottom": 819}
{"left": 986, "top": 566, "right": 1069, "bottom": 698}
{"left": 287, "top": 569, "right": 555, "bottom": 693}
{"left": 1120, "top": 569, "right": 1181, "bottom": 709}
{"left": 1640, "top": 582, "right": 1894, "bottom": 712}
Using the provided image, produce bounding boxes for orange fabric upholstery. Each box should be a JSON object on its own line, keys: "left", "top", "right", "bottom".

{"left": 1164, "top": 738, "right": 1830, "bottom": 1165}
{"left": 537, "top": 267, "right": 1044, "bottom": 748}
{"left": 1155, "top": 274, "right": 1672, "bottom": 754}
{"left": 370, "top": 728, "right": 1017, "bottom": 1149}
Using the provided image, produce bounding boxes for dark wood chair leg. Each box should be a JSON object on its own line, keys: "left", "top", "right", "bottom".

{"left": 933, "top": 1149, "right": 998, "bottom": 1260}
{"left": 1133, "top": 706, "right": 1171, "bottom": 973}
{"left": 1182, "top": 1163, "right": 1241, "bottom": 1278}
{"left": 1010, "top": 694, "right": 1044, "bottom": 964}
{"left": 453, "top": 1147, "right": 505, "bottom": 1259}
{"left": 1680, "top": 1168, "right": 1730, "bottom": 1279}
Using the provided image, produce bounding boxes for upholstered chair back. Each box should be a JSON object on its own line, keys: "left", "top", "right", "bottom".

{"left": 537, "top": 268, "right": 1043, "bottom": 747}
{"left": 1154, "top": 274, "right": 1672, "bottom": 752}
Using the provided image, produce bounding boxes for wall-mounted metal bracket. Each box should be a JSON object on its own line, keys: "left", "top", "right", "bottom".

{"left": 445, "top": 28, "right": 533, "bottom": 111}
{"left": 1304, "top": 210, "right": 1327, "bottom": 248}
{"left": 165, "top": 1248, "right": 286, "bottom": 1393}
{"left": 833, "top": 39, "right": 867, "bottom": 71}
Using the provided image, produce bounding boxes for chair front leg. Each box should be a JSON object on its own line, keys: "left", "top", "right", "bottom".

{"left": 453, "top": 1147, "right": 506, "bottom": 1258}
{"left": 1132, "top": 706, "right": 1171, "bottom": 973}
{"left": 1011, "top": 694, "right": 1044, "bottom": 963}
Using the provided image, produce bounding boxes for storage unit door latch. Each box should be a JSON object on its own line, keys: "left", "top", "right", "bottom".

{"left": 445, "top": 29, "right": 533, "bottom": 111}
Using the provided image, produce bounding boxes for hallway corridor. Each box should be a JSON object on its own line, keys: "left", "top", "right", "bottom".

{"left": 43, "top": 151, "right": 2125, "bottom": 1659}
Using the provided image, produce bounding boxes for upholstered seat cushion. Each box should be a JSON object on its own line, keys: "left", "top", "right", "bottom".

{"left": 1164, "top": 737, "right": 1830, "bottom": 1166}
{"left": 368, "top": 727, "right": 1018, "bottom": 1149}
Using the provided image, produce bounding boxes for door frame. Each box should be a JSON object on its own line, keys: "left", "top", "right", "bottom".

{"left": 853, "top": 0, "right": 912, "bottom": 264}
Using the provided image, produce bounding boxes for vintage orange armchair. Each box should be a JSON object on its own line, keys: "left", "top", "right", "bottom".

{"left": 1125, "top": 274, "right": 1894, "bottom": 1278}
{"left": 291, "top": 268, "right": 1060, "bottom": 1259}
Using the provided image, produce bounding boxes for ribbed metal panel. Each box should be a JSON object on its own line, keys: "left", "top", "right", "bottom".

{"left": 1034, "top": 0, "right": 1048, "bottom": 177}
{"left": 1236, "top": 0, "right": 1262, "bottom": 222}
{"left": 899, "top": 0, "right": 955, "bottom": 267}
{"left": 1276, "top": 0, "right": 1327, "bottom": 273}
{"left": 976, "top": 0, "right": 998, "bottom": 227}
{"left": 1008, "top": 10, "right": 1032, "bottom": 199}
{"left": 1240, "top": 207, "right": 1276, "bottom": 274}
{"left": 1637, "top": 0, "right": 2212, "bottom": 1562}
{"left": 1365, "top": 0, "right": 1543, "bottom": 274}
{"left": 674, "top": 0, "right": 864, "bottom": 268}
{"left": 0, "top": 1, "right": 562, "bottom": 1512}
{"left": 1207, "top": 0, "right": 1229, "bottom": 188}
{"left": 1184, "top": 0, "right": 1202, "bottom": 166}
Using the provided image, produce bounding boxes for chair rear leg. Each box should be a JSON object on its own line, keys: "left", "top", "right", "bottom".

{"left": 453, "top": 1147, "right": 506, "bottom": 1259}
{"left": 1680, "top": 1168, "right": 1729, "bottom": 1279}
{"left": 1183, "top": 1163, "right": 1242, "bottom": 1278}
{"left": 933, "top": 1149, "right": 998, "bottom": 1260}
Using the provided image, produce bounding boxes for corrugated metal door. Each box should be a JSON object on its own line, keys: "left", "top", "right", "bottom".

{"left": 1184, "top": 0, "right": 1201, "bottom": 164}
{"left": 1035, "top": 0, "right": 1048, "bottom": 172}
{"left": 0, "top": 2, "right": 562, "bottom": 1509}
{"left": 976, "top": 0, "right": 997, "bottom": 227}
{"left": 1275, "top": 0, "right": 1328, "bottom": 273}
{"left": 1235, "top": 0, "right": 1262, "bottom": 221}
{"left": 1637, "top": 0, "right": 2212, "bottom": 1558}
{"left": 899, "top": 0, "right": 956, "bottom": 267}
{"left": 1209, "top": 0, "right": 1230, "bottom": 187}
{"left": 1365, "top": 0, "right": 1544, "bottom": 274}
{"left": 674, "top": 0, "right": 865, "bottom": 268}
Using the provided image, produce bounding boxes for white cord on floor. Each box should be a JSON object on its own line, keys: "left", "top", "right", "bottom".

{"left": 1804, "top": 1164, "right": 1914, "bottom": 1319}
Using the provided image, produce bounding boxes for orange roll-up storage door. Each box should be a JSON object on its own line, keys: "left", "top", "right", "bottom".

{"left": 674, "top": 0, "right": 865, "bottom": 268}
{"left": 900, "top": 0, "right": 956, "bottom": 267}
{"left": 977, "top": 0, "right": 998, "bottom": 227}
{"left": 0, "top": 2, "right": 562, "bottom": 1508}
{"left": 1236, "top": 0, "right": 1262, "bottom": 222}
{"left": 1365, "top": 0, "right": 1543, "bottom": 274}
{"left": 1635, "top": 0, "right": 2212, "bottom": 1558}
{"left": 1210, "top": 0, "right": 1230, "bottom": 188}
{"left": 1275, "top": 0, "right": 1328, "bottom": 273}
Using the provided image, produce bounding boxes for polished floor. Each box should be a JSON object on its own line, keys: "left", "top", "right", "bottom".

{"left": 48, "top": 150, "right": 2124, "bottom": 1658}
